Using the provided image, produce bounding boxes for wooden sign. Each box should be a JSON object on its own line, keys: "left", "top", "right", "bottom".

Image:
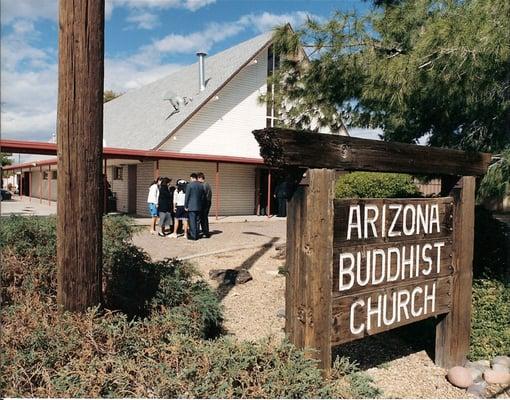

{"left": 331, "top": 198, "right": 454, "bottom": 345}
{"left": 253, "top": 127, "right": 490, "bottom": 374}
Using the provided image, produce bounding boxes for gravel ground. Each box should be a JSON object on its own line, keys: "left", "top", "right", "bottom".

{"left": 366, "top": 351, "right": 471, "bottom": 398}
{"left": 136, "top": 221, "right": 508, "bottom": 399}
{"left": 190, "top": 245, "right": 286, "bottom": 341}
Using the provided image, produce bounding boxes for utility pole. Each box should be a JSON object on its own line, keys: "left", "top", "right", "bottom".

{"left": 57, "top": 0, "right": 104, "bottom": 311}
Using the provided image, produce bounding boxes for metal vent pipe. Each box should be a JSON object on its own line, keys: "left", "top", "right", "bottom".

{"left": 196, "top": 51, "right": 207, "bottom": 92}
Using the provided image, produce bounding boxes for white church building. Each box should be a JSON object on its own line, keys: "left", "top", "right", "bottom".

{"left": 3, "top": 30, "right": 344, "bottom": 217}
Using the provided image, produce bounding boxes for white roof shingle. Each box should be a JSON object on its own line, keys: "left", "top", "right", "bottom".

{"left": 103, "top": 31, "right": 273, "bottom": 150}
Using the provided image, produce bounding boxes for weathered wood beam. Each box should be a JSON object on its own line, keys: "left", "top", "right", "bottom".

{"left": 253, "top": 128, "right": 491, "bottom": 176}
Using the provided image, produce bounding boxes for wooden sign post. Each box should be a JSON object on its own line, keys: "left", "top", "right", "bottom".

{"left": 253, "top": 127, "right": 490, "bottom": 374}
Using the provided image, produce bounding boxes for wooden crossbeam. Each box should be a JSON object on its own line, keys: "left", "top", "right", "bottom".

{"left": 253, "top": 128, "right": 491, "bottom": 176}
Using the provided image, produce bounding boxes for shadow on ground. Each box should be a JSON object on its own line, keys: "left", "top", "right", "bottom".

{"left": 216, "top": 236, "right": 280, "bottom": 300}
{"left": 333, "top": 318, "right": 436, "bottom": 370}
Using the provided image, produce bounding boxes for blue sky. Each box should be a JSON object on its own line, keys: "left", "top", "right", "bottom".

{"left": 1, "top": 0, "right": 377, "bottom": 143}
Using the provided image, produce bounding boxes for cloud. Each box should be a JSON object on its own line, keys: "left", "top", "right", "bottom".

{"left": 0, "top": 0, "right": 57, "bottom": 23}
{"left": 184, "top": 0, "right": 216, "bottom": 12}
{"left": 0, "top": 0, "right": 215, "bottom": 28}
{"left": 0, "top": 13, "right": 181, "bottom": 142}
{"left": 108, "top": 0, "right": 216, "bottom": 27}
{"left": 105, "top": 58, "right": 182, "bottom": 92}
{"left": 126, "top": 11, "right": 160, "bottom": 30}
{"left": 148, "top": 11, "right": 318, "bottom": 55}
{"left": 240, "top": 11, "right": 318, "bottom": 33}
{"left": 150, "top": 21, "right": 245, "bottom": 54}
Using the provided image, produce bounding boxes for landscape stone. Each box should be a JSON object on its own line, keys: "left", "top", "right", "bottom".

{"left": 466, "top": 381, "right": 487, "bottom": 398}
{"left": 274, "top": 243, "right": 286, "bottom": 251}
{"left": 208, "top": 269, "right": 253, "bottom": 285}
{"left": 492, "top": 356, "right": 510, "bottom": 368}
{"left": 492, "top": 363, "right": 510, "bottom": 374}
{"left": 235, "top": 270, "right": 253, "bottom": 284}
{"left": 447, "top": 366, "right": 473, "bottom": 389}
{"left": 466, "top": 360, "right": 491, "bottom": 369}
{"left": 276, "top": 308, "right": 286, "bottom": 319}
{"left": 468, "top": 367, "right": 483, "bottom": 382}
{"left": 483, "top": 369, "right": 510, "bottom": 385}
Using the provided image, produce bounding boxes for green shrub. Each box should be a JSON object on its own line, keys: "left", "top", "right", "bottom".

{"left": 1, "top": 215, "right": 378, "bottom": 398}
{"left": 469, "top": 279, "right": 510, "bottom": 360}
{"left": 1, "top": 215, "right": 223, "bottom": 338}
{"left": 1, "top": 297, "right": 374, "bottom": 398}
{"left": 336, "top": 172, "right": 421, "bottom": 199}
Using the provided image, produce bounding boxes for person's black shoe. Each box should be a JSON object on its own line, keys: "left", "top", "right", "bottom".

{"left": 158, "top": 232, "right": 166, "bottom": 237}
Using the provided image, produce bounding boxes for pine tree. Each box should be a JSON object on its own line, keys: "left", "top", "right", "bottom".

{"left": 269, "top": 0, "right": 510, "bottom": 153}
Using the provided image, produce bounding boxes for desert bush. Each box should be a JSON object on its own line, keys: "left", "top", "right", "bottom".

{"left": 336, "top": 172, "right": 420, "bottom": 199}
{"left": 469, "top": 279, "right": 510, "bottom": 360}
{"left": 1, "top": 215, "right": 222, "bottom": 337}
{"left": 1, "top": 215, "right": 378, "bottom": 398}
{"left": 1, "top": 294, "right": 374, "bottom": 398}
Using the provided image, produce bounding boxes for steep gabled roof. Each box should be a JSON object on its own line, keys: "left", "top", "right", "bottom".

{"left": 103, "top": 31, "right": 273, "bottom": 150}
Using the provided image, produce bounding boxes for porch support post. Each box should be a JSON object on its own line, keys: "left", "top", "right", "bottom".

{"left": 267, "top": 168, "right": 271, "bottom": 217}
{"left": 155, "top": 159, "right": 160, "bottom": 179}
{"left": 19, "top": 168, "right": 23, "bottom": 199}
{"left": 39, "top": 165, "right": 43, "bottom": 203}
{"left": 28, "top": 167, "right": 32, "bottom": 201}
{"left": 103, "top": 157, "right": 107, "bottom": 213}
{"left": 215, "top": 161, "right": 220, "bottom": 220}
{"left": 48, "top": 164, "right": 51, "bottom": 205}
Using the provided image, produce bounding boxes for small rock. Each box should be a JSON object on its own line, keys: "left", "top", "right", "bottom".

{"left": 466, "top": 360, "right": 490, "bottom": 370}
{"left": 276, "top": 308, "right": 286, "bottom": 319}
{"left": 466, "top": 381, "right": 487, "bottom": 398}
{"left": 447, "top": 366, "right": 473, "bottom": 388}
{"left": 492, "top": 363, "right": 510, "bottom": 374}
{"left": 235, "top": 270, "right": 253, "bottom": 284}
{"left": 274, "top": 243, "right": 286, "bottom": 251}
{"left": 208, "top": 269, "right": 252, "bottom": 285}
{"left": 483, "top": 369, "right": 510, "bottom": 385}
{"left": 468, "top": 367, "right": 483, "bottom": 382}
{"left": 492, "top": 355, "right": 510, "bottom": 368}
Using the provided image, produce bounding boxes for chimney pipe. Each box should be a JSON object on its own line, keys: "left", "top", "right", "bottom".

{"left": 196, "top": 51, "right": 207, "bottom": 92}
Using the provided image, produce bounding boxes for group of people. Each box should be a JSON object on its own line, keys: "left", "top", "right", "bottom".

{"left": 147, "top": 172, "right": 212, "bottom": 240}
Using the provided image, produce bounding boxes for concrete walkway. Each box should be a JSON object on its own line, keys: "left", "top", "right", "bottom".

{"left": 132, "top": 219, "right": 287, "bottom": 261}
{"left": 0, "top": 197, "right": 282, "bottom": 223}
{"left": 0, "top": 196, "right": 57, "bottom": 216}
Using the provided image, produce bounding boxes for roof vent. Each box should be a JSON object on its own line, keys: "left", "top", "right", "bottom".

{"left": 196, "top": 51, "right": 207, "bottom": 92}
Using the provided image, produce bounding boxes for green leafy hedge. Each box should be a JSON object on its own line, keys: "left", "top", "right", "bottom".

{"left": 336, "top": 172, "right": 420, "bottom": 198}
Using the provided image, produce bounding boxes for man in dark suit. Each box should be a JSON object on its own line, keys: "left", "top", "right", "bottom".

{"left": 197, "top": 172, "right": 212, "bottom": 238}
{"left": 185, "top": 173, "right": 204, "bottom": 240}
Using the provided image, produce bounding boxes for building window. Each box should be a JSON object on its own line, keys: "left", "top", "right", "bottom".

{"left": 52, "top": 171, "right": 57, "bottom": 180}
{"left": 113, "top": 166, "right": 123, "bottom": 180}
{"left": 43, "top": 171, "right": 49, "bottom": 180}
{"left": 266, "top": 44, "right": 280, "bottom": 128}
